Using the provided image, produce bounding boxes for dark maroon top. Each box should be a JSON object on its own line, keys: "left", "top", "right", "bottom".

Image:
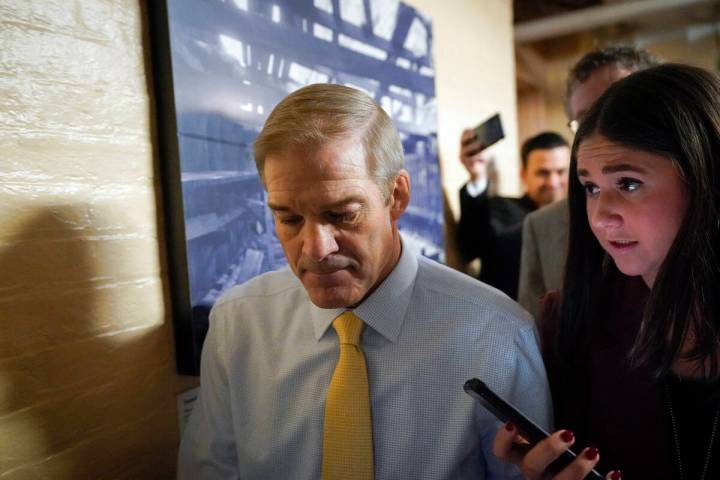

{"left": 539, "top": 274, "right": 720, "bottom": 479}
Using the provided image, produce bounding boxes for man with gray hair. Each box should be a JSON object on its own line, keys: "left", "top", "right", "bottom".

{"left": 178, "top": 83, "right": 551, "bottom": 479}
{"left": 518, "top": 45, "right": 660, "bottom": 318}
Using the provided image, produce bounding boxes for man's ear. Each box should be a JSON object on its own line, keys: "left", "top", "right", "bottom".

{"left": 389, "top": 170, "right": 410, "bottom": 221}
{"left": 520, "top": 165, "right": 528, "bottom": 185}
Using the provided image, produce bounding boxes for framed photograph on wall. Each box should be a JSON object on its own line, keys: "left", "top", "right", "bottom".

{"left": 148, "top": 0, "right": 443, "bottom": 375}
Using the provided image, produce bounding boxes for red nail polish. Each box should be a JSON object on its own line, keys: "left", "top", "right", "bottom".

{"left": 505, "top": 422, "right": 515, "bottom": 431}
{"left": 560, "top": 430, "right": 574, "bottom": 442}
{"left": 610, "top": 471, "right": 622, "bottom": 480}
{"left": 584, "top": 447, "right": 599, "bottom": 460}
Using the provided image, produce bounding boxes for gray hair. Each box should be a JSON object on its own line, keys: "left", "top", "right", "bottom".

{"left": 565, "top": 45, "right": 661, "bottom": 117}
{"left": 253, "top": 83, "right": 404, "bottom": 202}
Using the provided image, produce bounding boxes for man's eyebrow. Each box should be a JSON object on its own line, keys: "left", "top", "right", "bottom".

{"left": 324, "top": 196, "right": 365, "bottom": 210}
{"left": 267, "top": 196, "right": 365, "bottom": 212}
{"left": 267, "top": 202, "right": 289, "bottom": 212}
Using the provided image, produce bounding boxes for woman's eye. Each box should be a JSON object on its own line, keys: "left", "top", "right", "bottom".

{"left": 583, "top": 182, "right": 599, "bottom": 196}
{"left": 618, "top": 178, "right": 642, "bottom": 192}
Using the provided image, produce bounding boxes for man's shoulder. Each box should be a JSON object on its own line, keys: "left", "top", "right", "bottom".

{"left": 488, "top": 194, "right": 521, "bottom": 209}
{"left": 213, "top": 266, "right": 304, "bottom": 310}
{"left": 527, "top": 199, "right": 568, "bottom": 225}
{"left": 524, "top": 200, "right": 569, "bottom": 255}
{"left": 416, "top": 256, "right": 533, "bottom": 327}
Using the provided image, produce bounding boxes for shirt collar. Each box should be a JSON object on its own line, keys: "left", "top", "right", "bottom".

{"left": 309, "top": 239, "right": 418, "bottom": 343}
{"left": 520, "top": 193, "right": 539, "bottom": 211}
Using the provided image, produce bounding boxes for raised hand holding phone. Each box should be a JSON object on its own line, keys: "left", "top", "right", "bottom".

{"left": 459, "top": 114, "right": 504, "bottom": 182}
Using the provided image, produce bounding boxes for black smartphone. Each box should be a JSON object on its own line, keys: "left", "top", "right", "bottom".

{"left": 464, "top": 378, "right": 603, "bottom": 480}
{"left": 465, "top": 113, "right": 505, "bottom": 150}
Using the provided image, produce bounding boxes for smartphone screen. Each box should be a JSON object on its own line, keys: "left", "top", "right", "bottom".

{"left": 464, "top": 378, "right": 603, "bottom": 480}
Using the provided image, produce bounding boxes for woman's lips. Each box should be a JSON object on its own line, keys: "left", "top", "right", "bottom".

{"left": 607, "top": 240, "right": 638, "bottom": 252}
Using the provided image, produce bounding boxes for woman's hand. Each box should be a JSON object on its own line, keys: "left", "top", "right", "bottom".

{"left": 493, "top": 422, "right": 621, "bottom": 480}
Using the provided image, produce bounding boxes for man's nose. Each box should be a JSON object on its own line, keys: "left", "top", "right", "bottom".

{"left": 301, "top": 222, "right": 339, "bottom": 261}
{"left": 546, "top": 172, "right": 563, "bottom": 189}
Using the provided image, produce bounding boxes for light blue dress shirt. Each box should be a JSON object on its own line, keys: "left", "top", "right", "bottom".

{"left": 178, "top": 244, "right": 552, "bottom": 479}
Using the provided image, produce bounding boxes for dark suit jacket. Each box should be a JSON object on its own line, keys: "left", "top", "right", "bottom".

{"left": 456, "top": 185, "right": 536, "bottom": 299}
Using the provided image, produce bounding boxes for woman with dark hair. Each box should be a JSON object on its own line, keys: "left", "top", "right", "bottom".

{"left": 494, "top": 63, "right": 720, "bottom": 480}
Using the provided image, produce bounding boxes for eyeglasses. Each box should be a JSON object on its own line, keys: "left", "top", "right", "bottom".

{"left": 567, "top": 119, "right": 580, "bottom": 135}
{"left": 567, "top": 111, "right": 587, "bottom": 135}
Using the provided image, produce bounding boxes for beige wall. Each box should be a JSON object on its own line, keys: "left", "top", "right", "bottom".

{"left": 0, "top": 2, "right": 196, "bottom": 478}
{"left": 410, "top": 0, "right": 520, "bottom": 215}
{"left": 0, "top": 0, "right": 516, "bottom": 477}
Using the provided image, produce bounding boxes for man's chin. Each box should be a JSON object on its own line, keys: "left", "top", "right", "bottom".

{"left": 538, "top": 193, "right": 565, "bottom": 207}
{"left": 304, "top": 285, "right": 361, "bottom": 309}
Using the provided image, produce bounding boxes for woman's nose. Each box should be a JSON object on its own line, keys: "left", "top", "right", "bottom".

{"left": 589, "top": 191, "right": 622, "bottom": 230}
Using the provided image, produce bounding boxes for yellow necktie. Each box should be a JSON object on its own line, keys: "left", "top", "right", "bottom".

{"left": 322, "top": 311, "right": 374, "bottom": 480}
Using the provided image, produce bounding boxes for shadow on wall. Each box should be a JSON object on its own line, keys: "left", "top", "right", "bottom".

{"left": 442, "top": 186, "right": 467, "bottom": 273}
{"left": 0, "top": 205, "right": 180, "bottom": 479}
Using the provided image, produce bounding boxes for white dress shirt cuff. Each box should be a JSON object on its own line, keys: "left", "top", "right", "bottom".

{"left": 465, "top": 178, "right": 488, "bottom": 198}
